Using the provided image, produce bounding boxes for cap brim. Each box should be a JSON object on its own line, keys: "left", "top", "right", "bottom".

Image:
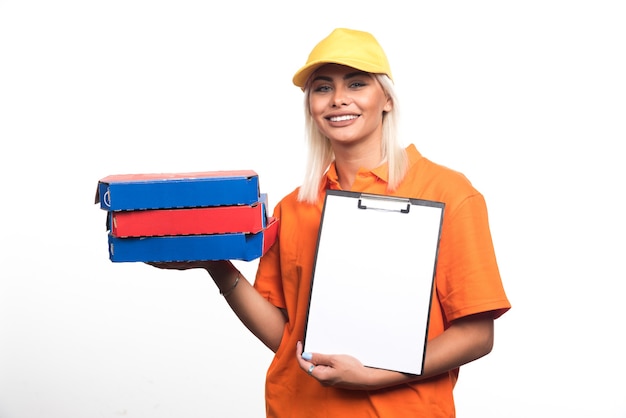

{"left": 292, "top": 61, "right": 327, "bottom": 89}
{"left": 292, "top": 59, "right": 391, "bottom": 89}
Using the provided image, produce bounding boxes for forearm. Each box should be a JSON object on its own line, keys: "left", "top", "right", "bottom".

{"left": 206, "top": 262, "right": 287, "bottom": 352}
{"left": 365, "top": 313, "right": 495, "bottom": 389}
{"left": 420, "top": 312, "right": 494, "bottom": 377}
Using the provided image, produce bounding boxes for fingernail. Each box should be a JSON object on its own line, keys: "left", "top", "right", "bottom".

{"left": 301, "top": 352, "right": 312, "bottom": 361}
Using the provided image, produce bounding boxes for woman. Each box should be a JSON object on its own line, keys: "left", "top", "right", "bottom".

{"left": 158, "top": 28, "right": 510, "bottom": 417}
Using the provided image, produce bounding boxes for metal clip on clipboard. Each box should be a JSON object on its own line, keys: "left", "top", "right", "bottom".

{"left": 357, "top": 193, "right": 411, "bottom": 214}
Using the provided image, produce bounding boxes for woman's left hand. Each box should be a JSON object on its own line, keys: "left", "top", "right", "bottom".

{"left": 295, "top": 341, "right": 377, "bottom": 390}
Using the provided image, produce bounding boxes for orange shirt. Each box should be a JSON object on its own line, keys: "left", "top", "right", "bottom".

{"left": 254, "top": 144, "right": 511, "bottom": 417}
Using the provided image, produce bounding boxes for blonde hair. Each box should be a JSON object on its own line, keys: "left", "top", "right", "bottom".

{"left": 297, "top": 74, "right": 408, "bottom": 204}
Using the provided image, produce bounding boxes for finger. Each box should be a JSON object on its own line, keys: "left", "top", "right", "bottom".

{"left": 298, "top": 343, "right": 316, "bottom": 365}
{"left": 306, "top": 363, "right": 317, "bottom": 377}
{"left": 296, "top": 341, "right": 309, "bottom": 369}
{"left": 303, "top": 351, "right": 333, "bottom": 368}
{"left": 296, "top": 341, "right": 319, "bottom": 378}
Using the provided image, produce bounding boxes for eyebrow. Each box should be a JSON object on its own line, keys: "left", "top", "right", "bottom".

{"left": 311, "top": 71, "right": 371, "bottom": 84}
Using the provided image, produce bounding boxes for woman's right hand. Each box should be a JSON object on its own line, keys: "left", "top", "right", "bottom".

{"left": 146, "top": 259, "right": 230, "bottom": 272}
{"left": 147, "top": 259, "right": 242, "bottom": 297}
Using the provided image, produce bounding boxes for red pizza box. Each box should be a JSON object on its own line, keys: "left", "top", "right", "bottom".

{"left": 109, "top": 194, "right": 269, "bottom": 237}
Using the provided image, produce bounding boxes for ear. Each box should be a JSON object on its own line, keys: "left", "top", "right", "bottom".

{"left": 383, "top": 96, "right": 393, "bottom": 113}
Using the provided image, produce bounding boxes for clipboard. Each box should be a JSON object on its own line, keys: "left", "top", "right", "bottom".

{"left": 303, "top": 190, "right": 444, "bottom": 375}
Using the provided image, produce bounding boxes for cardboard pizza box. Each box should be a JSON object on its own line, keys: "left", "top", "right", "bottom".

{"left": 95, "top": 170, "right": 260, "bottom": 211}
{"left": 106, "top": 217, "right": 279, "bottom": 262}
{"left": 109, "top": 194, "right": 269, "bottom": 237}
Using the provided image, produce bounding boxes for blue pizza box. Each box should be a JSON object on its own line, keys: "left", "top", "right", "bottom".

{"left": 95, "top": 170, "right": 260, "bottom": 211}
{"left": 107, "top": 217, "right": 279, "bottom": 262}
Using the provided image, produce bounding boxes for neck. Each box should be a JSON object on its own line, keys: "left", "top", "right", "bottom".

{"left": 333, "top": 141, "right": 382, "bottom": 190}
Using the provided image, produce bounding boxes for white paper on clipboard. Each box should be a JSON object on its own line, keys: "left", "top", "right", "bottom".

{"left": 303, "top": 190, "right": 444, "bottom": 375}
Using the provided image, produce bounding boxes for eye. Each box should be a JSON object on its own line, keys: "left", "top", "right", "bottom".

{"left": 313, "top": 84, "right": 332, "bottom": 93}
{"left": 349, "top": 80, "right": 367, "bottom": 88}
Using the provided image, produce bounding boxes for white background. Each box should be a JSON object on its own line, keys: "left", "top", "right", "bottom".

{"left": 1, "top": 1, "right": 625, "bottom": 417}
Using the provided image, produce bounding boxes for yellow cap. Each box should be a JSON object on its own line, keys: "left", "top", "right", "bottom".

{"left": 292, "top": 28, "right": 393, "bottom": 89}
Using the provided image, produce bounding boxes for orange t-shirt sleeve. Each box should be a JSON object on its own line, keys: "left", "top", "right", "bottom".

{"left": 437, "top": 192, "right": 511, "bottom": 322}
{"left": 254, "top": 203, "right": 287, "bottom": 310}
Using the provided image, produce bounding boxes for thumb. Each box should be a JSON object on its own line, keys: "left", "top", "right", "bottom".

{"left": 302, "top": 350, "right": 332, "bottom": 366}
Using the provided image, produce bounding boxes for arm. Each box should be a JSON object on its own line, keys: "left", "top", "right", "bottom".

{"left": 296, "top": 311, "right": 494, "bottom": 390}
{"left": 206, "top": 261, "right": 287, "bottom": 352}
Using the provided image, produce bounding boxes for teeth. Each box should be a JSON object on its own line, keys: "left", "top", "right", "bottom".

{"left": 330, "top": 115, "right": 358, "bottom": 122}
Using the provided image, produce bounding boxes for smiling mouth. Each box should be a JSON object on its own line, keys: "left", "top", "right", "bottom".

{"left": 328, "top": 115, "right": 359, "bottom": 122}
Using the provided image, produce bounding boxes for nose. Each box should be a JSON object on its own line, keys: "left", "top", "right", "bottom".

{"left": 331, "top": 85, "right": 351, "bottom": 107}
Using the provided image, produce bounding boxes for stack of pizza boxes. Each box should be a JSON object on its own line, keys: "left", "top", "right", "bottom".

{"left": 94, "top": 170, "right": 278, "bottom": 262}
